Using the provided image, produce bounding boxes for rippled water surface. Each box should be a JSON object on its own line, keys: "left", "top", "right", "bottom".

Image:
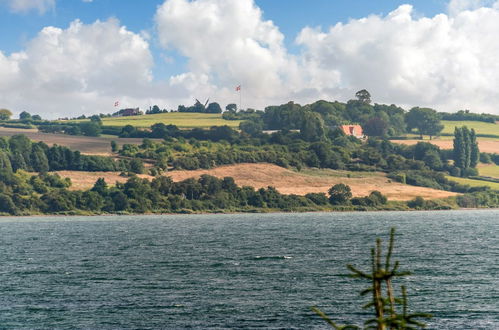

{"left": 0, "top": 210, "right": 498, "bottom": 329}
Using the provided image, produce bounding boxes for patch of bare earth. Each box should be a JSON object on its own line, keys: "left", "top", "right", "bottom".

{"left": 0, "top": 127, "right": 146, "bottom": 155}
{"left": 56, "top": 163, "right": 458, "bottom": 201}
{"left": 391, "top": 139, "right": 499, "bottom": 153}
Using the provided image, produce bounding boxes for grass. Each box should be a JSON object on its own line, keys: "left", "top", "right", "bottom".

{"left": 446, "top": 176, "right": 499, "bottom": 190}
{"left": 67, "top": 112, "right": 242, "bottom": 129}
{"left": 297, "top": 167, "right": 381, "bottom": 178}
{"left": 478, "top": 164, "right": 499, "bottom": 179}
{"left": 441, "top": 120, "right": 499, "bottom": 137}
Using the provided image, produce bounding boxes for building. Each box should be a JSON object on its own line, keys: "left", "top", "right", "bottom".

{"left": 113, "top": 108, "right": 141, "bottom": 117}
{"left": 340, "top": 125, "right": 364, "bottom": 139}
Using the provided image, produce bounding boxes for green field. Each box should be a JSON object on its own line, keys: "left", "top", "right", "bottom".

{"left": 442, "top": 120, "right": 499, "bottom": 137}
{"left": 446, "top": 176, "right": 499, "bottom": 190}
{"left": 69, "top": 112, "right": 242, "bottom": 129}
{"left": 478, "top": 164, "right": 499, "bottom": 179}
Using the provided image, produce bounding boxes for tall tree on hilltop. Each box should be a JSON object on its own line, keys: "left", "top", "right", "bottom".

{"left": 355, "top": 89, "right": 372, "bottom": 104}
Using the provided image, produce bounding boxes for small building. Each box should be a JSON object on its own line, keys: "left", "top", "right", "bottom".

{"left": 340, "top": 125, "right": 364, "bottom": 139}
{"left": 113, "top": 108, "right": 141, "bottom": 117}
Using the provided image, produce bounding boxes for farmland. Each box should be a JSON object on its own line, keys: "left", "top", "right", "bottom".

{"left": 478, "top": 164, "right": 499, "bottom": 179}
{"left": 68, "top": 112, "right": 242, "bottom": 129}
{"left": 441, "top": 120, "right": 499, "bottom": 137}
{"left": 0, "top": 127, "right": 147, "bottom": 155}
{"left": 391, "top": 138, "right": 499, "bottom": 153}
{"left": 56, "top": 163, "right": 459, "bottom": 201}
{"left": 445, "top": 175, "right": 499, "bottom": 190}
{"left": 391, "top": 120, "right": 499, "bottom": 152}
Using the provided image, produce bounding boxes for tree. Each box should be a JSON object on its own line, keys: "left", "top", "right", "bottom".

{"left": 148, "top": 105, "right": 161, "bottom": 114}
{"left": 355, "top": 89, "right": 371, "bottom": 104}
{"left": 129, "top": 158, "right": 145, "bottom": 174}
{"left": 206, "top": 102, "right": 222, "bottom": 113}
{"left": 19, "top": 111, "right": 32, "bottom": 120}
{"left": 32, "top": 114, "right": 42, "bottom": 121}
{"left": 80, "top": 122, "right": 102, "bottom": 137}
{"left": 0, "top": 109, "right": 13, "bottom": 120}
{"left": 469, "top": 128, "right": 480, "bottom": 168}
{"left": 110, "top": 141, "right": 118, "bottom": 153}
{"left": 363, "top": 117, "right": 388, "bottom": 137}
{"left": 226, "top": 103, "right": 237, "bottom": 112}
{"left": 301, "top": 112, "right": 326, "bottom": 142}
{"left": 0, "top": 194, "right": 18, "bottom": 214}
{"left": 328, "top": 183, "right": 352, "bottom": 205}
{"left": 91, "top": 178, "right": 108, "bottom": 195}
{"left": 453, "top": 126, "right": 479, "bottom": 176}
{"left": 239, "top": 120, "right": 263, "bottom": 137}
{"left": 405, "top": 107, "right": 443, "bottom": 139}
{"left": 30, "top": 144, "right": 49, "bottom": 173}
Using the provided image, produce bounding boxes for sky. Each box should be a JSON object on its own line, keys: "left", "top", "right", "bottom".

{"left": 1, "top": 0, "right": 499, "bottom": 118}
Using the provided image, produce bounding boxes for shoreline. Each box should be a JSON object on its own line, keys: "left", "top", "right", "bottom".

{"left": 1, "top": 207, "right": 498, "bottom": 219}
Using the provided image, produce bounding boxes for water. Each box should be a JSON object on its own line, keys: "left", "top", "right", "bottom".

{"left": 0, "top": 210, "right": 497, "bottom": 329}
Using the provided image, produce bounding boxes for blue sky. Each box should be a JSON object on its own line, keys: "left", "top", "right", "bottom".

{"left": 1, "top": 0, "right": 499, "bottom": 117}
{"left": 0, "top": 0, "right": 448, "bottom": 80}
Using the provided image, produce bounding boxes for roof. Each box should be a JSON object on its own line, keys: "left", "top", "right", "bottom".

{"left": 340, "top": 125, "right": 364, "bottom": 137}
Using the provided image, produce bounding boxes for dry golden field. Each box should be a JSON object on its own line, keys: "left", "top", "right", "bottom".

{"left": 391, "top": 138, "right": 499, "bottom": 153}
{"left": 56, "top": 163, "right": 458, "bottom": 201}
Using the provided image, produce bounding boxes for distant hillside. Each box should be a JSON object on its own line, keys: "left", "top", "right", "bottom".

{"left": 68, "top": 112, "right": 241, "bottom": 129}
{"left": 56, "top": 163, "right": 459, "bottom": 201}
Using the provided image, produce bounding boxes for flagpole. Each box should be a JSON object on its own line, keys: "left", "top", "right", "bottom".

{"left": 239, "top": 85, "right": 242, "bottom": 111}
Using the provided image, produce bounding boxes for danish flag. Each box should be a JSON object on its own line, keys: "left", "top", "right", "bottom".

{"left": 235, "top": 85, "right": 241, "bottom": 91}
{"left": 114, "top": 101, "right": 120, "bottom": 107}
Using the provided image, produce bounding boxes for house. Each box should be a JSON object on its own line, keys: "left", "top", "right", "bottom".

{"left": 340, "top": 125, "right": 364, "bottom": 139}
{"left": 113, "top": 108, "right": 141, "bottom": 117}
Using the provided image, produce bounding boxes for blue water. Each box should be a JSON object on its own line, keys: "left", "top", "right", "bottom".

{"left": 0, "top": 210, "right": 497, "bottom": 329}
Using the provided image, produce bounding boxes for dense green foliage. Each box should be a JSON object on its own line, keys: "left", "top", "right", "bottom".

{"left": 0, "top": 164, "right": 396, "bottom": 215}
{"left": 0, "top": 135, "right": 139, "bottom": 173}
{"left": 440, "top": 110, "right": 499, "bottom": 123}
{"left": 452, "top": 126, "right": 480, "bottom": 177}
{"left": 405, "top": 107, "right": 444, "bottom": 139}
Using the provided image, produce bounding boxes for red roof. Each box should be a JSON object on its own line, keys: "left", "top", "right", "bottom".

{"left": 340, "top": 125, "right": 364, "bottom": 137}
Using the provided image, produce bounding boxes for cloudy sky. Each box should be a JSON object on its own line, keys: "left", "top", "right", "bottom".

{"left": 1, "top": 0, "right": 499, "bottom": 118}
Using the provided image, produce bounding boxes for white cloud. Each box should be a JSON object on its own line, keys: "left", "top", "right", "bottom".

{"left": 0, "top": 19, "right": 191, "bottom": 118}
{"left": 155, "top": 0, "right": 303, "bottom": 109}
{"left": 3, "top": 0, "right": 55, "bottom": 14}
{"left": 295, "top": 3, "right": 499, "bottom": 114}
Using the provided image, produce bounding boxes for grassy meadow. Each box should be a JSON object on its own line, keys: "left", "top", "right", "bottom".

{"left": 446, "top": 176, "right": 499, "bottom": 190}
{"left": 441, "top": 120, "right": 499, "bottom": 137}
{"left": 68, "top": 112, "right": 242, "bottom": 129}
{"left": 478, "top": 164, "right": 499, "bottom": 179}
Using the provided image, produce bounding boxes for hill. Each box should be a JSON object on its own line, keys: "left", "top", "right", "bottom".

{"left": 55, "top": 163, "right": 458, "bottom": 201}
{"left": 68, "top": 112, "right": 241, "bottom": 129}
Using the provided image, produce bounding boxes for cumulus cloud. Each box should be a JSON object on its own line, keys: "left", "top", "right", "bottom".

{"left": 296, "top": 3, "right": 499, "bottom": 113}
{"left": 155, "top": 0, "right": 303, "bottom": 108}
{"left": 3, "top": 0, "right": 55, "bottom": 14}
{"left": 0, "top": 19, "right": 192, "bottom": 118}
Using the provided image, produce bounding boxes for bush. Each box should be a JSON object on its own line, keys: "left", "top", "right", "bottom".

{"left": 328, "top": 183, "right": 352, "bottom": 205}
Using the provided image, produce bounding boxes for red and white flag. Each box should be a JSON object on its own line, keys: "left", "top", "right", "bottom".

{"left": 235, "top": 85, "right": 241, "bottom": 91}
{"left": 114, "top": 101, "right": 120, "bottom": 107}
